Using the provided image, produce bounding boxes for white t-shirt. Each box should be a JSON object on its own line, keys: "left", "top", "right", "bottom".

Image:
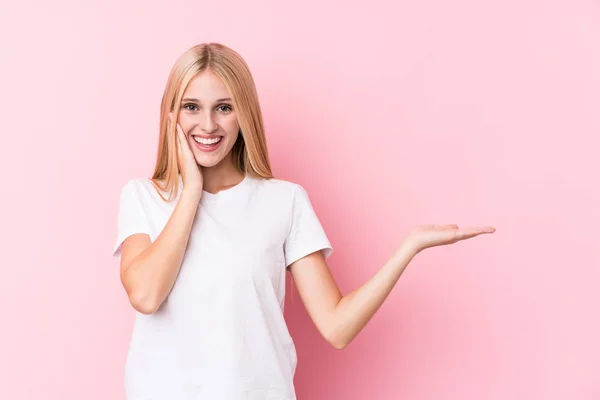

{"left": 112, "top": 173, "right": 333, "bottom": 400}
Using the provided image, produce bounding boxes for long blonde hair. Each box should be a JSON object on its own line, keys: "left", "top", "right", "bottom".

{"left": 151, "top": 43, "right": 273, "bottom": 202}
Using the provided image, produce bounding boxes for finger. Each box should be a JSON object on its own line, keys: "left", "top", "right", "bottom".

{"left": 177, "top": 124, "right": 191, "bottom": 149}
{"left": 178, "top": 128, "right": 192, "bottom": 152}
{"left": 168, "top": 112, "right": 176, "bottom": 131}
{"left": 456, "top": 226, "right": 494, "bottom": 240}
{"left": 176, "top": 126, "right": 189, "bottom": 149}
{"left": 177, "top": 128, "right": 196, "bottom": 162}
{"left": 466, "top": 226, "right": 495, "bottom": 235}
{"left": 170, "top": 113, "right": 181, "bottom": 147}
{"left": 169, "top": 113, "right": 183, "bottom": 135}
{"left": 176, "top": 131, "right": 183, "bottom": 158}
{"left": 438, "top": 224, "right": 459, "bottom": 230}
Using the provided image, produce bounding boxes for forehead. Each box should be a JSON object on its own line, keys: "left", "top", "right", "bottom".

{"left": 182, "top": 70, "right": 231, "bottom": 101}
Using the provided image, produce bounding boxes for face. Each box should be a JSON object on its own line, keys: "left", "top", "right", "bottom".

{"left": 177, "top": 69, "right": 240, "bottom": 168}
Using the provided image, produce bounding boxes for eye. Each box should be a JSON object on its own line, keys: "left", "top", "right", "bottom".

{"left": 217, "top": 104, "right": 233, "bottom": 114}
{"left": 182, "top": 103, "right": 198, "bottom": 111}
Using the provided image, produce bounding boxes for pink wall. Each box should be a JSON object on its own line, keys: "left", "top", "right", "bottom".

{"left": 2, "top": 0, "right": 599, "bottom": 399}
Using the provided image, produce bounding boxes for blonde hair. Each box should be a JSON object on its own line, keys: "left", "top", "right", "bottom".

{"left": 151, "top": 43, "right": 273, "bottom": 202}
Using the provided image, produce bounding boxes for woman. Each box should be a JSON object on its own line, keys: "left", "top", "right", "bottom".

{"left": 112, "top": 42, "right": 495, "bottom": 399}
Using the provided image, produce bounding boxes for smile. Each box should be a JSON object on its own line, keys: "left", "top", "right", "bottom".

{"left": 193, "top": 136, "right": 222, "bottom": 145}
{"left": 191, "top": 135, "right": 224, "bottom": 153}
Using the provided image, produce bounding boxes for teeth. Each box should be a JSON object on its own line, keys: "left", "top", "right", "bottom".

{"left": 193, "top": 136, "right": 222, "bottom": 145}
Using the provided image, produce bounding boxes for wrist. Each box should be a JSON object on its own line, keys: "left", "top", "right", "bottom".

{"left": 397, "top": 239, "right": 420, "bottom": 260}
{"left": 182, "top": 186, "right": 203, "bottom": 201}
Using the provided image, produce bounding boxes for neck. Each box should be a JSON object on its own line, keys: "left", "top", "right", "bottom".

{"left": 201, "top": 160, "right": 245, "bottom": 195}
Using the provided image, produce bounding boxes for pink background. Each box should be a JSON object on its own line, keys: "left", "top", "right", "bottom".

{"left": 2, "top": 0, "right": 599, "bottom": 399}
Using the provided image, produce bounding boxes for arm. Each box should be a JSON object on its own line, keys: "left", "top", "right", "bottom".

{"left": 120, "top": 188, "right": 202, "bottom": 315}
{"left": 289, "top": 243, "right": 416, "bottom": 350}
{"left": 289, "top": 224, "right": 495, "bottom": 349}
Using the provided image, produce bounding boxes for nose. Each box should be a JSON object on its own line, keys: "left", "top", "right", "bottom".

{"left": 201, "top": 112, "right": 218, "bottom": 133}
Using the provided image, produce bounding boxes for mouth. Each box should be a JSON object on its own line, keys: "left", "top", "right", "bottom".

{"left": 191, "top": 135, "right": 223, "bottom": 152}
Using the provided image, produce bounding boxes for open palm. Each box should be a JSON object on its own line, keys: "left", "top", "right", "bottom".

{"left": 406, "top": 224, "right": 496, "bottom": 254}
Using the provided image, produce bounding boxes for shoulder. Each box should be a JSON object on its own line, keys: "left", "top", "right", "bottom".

{"left": 118, "top": 178, "right": 152, "bottom": 195}
{"left": 249, "top": 177, "right": 315, "bottom": 215}
{"left": 117, "top": 178, "right": 168, "bottom": 204}
{"left": 252, "top": 176, "right": 308, "bottom": 199}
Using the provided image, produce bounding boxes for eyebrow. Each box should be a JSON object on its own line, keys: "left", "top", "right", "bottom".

{"left": 181, "top": 97, "right": 232, "bottom": 103}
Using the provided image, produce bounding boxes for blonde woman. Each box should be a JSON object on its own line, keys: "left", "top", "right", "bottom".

{"left": 112, "top": 42, "right": 495, "bottom": 399}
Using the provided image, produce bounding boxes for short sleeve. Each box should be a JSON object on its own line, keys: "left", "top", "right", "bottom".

{"left": 284, "top": 184, "right": 333, "bottom": 268}
{"left": 112, "top": 180, "right": 152, "bottom": 258}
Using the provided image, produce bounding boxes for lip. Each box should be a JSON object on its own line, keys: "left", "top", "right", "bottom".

{"left": 191, "top": 135, "right": 223, "bottom": 153}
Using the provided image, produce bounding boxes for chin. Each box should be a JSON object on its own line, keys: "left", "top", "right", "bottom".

{"left": 193, "top": 156, "right": 222, "bottom": 168}
{"left": 193, "top": 150, "right": 233, "bottom": 168}
{"left": 189, "top": 137, "right": 236, "bottom": 168}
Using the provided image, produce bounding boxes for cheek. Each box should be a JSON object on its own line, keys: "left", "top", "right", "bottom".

{"left": 176, "top": 113, "right": 194, "bottom": 131}
{"left": 223, "top": 119, "right": 240, "bottom": 138}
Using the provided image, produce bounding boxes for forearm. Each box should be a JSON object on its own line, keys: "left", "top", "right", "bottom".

{"left": 328, "top": 242, "right": 418, "bottom": 349}
{"left": 123, "top": 189, "right": 201, "bottom": 312}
